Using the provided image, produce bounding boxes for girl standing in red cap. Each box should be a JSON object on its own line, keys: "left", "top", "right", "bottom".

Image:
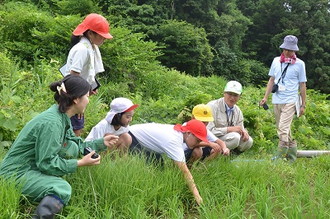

{"left": 62, "top": 13, "right": 113, "bottom": 136}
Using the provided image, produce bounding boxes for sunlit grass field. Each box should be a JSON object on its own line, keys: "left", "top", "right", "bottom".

{"left": 2, "top": 147, "right": 330, "bottom": 219}
{"left": 0, "top": 52, "right": 329, "bottom": 218}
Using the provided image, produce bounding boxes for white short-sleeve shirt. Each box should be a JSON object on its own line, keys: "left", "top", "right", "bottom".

{"left": 269, "top": 57, "right": 307, "bottom": 104}
{"left": 85, "top": 119, "right": 129, "bottom": 141}
{"left": 129, "top": 123, "right": 186, "bottom": 162}
{"left": 64, "top": 37, "right": 104, "bottom": 85}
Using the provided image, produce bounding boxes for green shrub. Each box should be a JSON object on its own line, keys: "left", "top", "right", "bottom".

{"left": 0, "top": 2, "right": 84, "bottom": 65}
{"left": 0, "top": 2, "right": 52, "bottom": 62}
{"left": 101, "top": 26, "right": 162, "bottom": 85}
{"left": 150, "top": 19, "right": 214, "bottom": 76}
{"left": 55, "top": 0, "right": 100, "bottom": 15}
{"left": 0, "top": 57, "right": 62, "bottom": 142}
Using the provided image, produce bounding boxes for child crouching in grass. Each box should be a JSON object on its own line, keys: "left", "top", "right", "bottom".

{"left": 85, "top": 97, "right": 138, "bottom": 153}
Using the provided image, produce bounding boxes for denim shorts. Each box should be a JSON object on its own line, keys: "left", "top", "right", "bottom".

{"left": 70, "top": 114, "right": 84, "bottom": 130}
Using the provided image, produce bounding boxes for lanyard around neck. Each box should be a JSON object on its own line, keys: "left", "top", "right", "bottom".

{"left": 277, "top": 63, "right": 290, "bottom": 84}
{"left": 226, "top": 108, "right": 234, "bottom": 126}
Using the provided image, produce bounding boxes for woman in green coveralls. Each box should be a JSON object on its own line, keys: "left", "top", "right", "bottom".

{"left": 0, "top": 75, "right": 118, "bottom": 218}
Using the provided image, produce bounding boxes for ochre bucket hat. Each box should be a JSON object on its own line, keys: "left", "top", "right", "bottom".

{"left": 73, "top": 13, "right": 113, "bottom": 39}
{"left": 192, "top": 104, "right": 214, "bottom": 122}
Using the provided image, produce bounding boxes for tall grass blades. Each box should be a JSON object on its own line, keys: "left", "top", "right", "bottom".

{"left": 0, "top": 177, "right": 21, "bottom": 219}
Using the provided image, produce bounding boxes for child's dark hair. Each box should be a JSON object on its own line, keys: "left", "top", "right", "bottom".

{"left": 111, "top": 112, "right": 125, "bottom": 126}
{"left": 70, "top": 35, "right": 81, "bottom": 48}
{"left": 49, "top": 75, "right": 91, "bottom": 113}
{"left": 70, "top": 30, "right": 96, "bottom": 48}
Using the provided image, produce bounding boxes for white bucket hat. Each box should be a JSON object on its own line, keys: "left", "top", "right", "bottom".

{"left": 224, "top": 81, "right": 242, "bottom": 95}
{"left": 105, "top": 97, "right": 138, "bottom": 123}
{"left": 279, "top": 35, "right": 299, "bottom": 51}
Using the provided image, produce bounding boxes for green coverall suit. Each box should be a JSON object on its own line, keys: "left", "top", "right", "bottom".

{"left": 0, "top": 105, "right": 107, "bottom": 205}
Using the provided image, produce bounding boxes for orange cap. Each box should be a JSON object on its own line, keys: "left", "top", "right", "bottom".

{"left": 73, "top": 13, "right": 113, "bottom": 39}
{"left": 174, "top": 119, "right": 208, "bottom": 142}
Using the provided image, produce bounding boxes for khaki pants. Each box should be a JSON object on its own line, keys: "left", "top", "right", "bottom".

{"left": 273, "top": 103, "right": 296, "bottom": 144}
{"left": 218, "top": 132, "right": 253, "bottom": 152}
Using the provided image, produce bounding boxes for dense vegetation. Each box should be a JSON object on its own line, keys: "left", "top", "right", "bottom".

{"left": 0, "top": 0, "right": 329, "bottom": 218}
{"left": 1, "top": 0, "right": 329, "bottom": 92}
{"left": 3, "top": 153, "right": 330, "bottom": 218}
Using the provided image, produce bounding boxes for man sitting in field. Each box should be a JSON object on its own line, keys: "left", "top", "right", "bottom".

{"left": 207, "top": 81, "right": 253, "bottom": 154}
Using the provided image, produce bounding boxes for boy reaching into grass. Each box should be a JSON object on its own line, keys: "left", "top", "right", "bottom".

{"left": 128, "top": 119, "right": 208, "bottom": 205}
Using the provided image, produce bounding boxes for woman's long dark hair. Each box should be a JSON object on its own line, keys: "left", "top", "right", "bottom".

{"left": 49, "top": 75, "right": 91, "bottom": 113}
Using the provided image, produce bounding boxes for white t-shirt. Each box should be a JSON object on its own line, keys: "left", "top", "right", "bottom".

{"left": 85, "top": 119, "right": 129, "bottom": 141}
{"left": 129, "top": 123, "right": 186, "bottom": 162}
{"left": 64, "top": 37, "right": 104, "bottom": 85}
{"left": 269, "top": 57, "right": 307, "bottom": 104}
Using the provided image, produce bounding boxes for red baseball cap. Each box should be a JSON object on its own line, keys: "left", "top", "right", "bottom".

{"left": 73, "top": 13, "right": 113, "bottom": 39}
{"left": 174, "top": 119, "right": 208, "bottom": 142}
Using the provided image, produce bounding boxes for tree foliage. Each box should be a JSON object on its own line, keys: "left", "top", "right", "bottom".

{"left": 1, "top": 0, "right": 328, "bottom": 92}
{"left": 238, "top": 0, "right": 330, "bottom": 93}
{"left": 0, "top": 2, "right": 82, "bottom": 63}
{"left": 149, "top": 20, "right": 213, "bottom": 76}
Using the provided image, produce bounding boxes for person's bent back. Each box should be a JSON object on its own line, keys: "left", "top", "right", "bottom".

{"left": 128, "top": 119, "right": 208, "bottom": 205}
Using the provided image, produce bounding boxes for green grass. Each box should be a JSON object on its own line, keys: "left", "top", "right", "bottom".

{"left": 0, "top": 177, "right": 21, "bottom": 219}
{"left": 0, "top": 49, "right": 328, "bottom": 218}
{"left": 2, "top": 149, "right": 330, "bottom": 218}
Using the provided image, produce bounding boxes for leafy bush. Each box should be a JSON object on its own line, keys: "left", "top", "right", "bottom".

{"left": 149, "top": 20, "right": 214, "bottom": 76}
{"left": 0, "top": 2, "right": 90, "bottom": 66}
{"left": 212, "top": 42, "right": 269, "bottom": 86}
{"left": 100, "top": 27, "right": 162, "bottom": 87}
{"left": 0, "top": 57, "right": 62, "bottom": 142}
{"left": 293, "top": 90, "right": 330, "bottom": 149}
{"left": 55, "top": 0, "right": 100, "bottom": 15}
{"left": 0, "top": 2, "right": 54, "bottom": 62}
{"left": 0, "top": 52, "right": 22, "bottom": 141}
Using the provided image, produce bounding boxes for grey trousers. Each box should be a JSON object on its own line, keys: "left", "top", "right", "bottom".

{"left": 218, "top": 132, "right": 253, "bottom": 152}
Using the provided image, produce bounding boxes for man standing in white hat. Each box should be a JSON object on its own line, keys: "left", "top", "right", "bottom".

{"left": 259, "top": 35, "right": 307, "bottom": 162}
{"left": 207, "top": 81, "right": 253, "bottom": 154}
